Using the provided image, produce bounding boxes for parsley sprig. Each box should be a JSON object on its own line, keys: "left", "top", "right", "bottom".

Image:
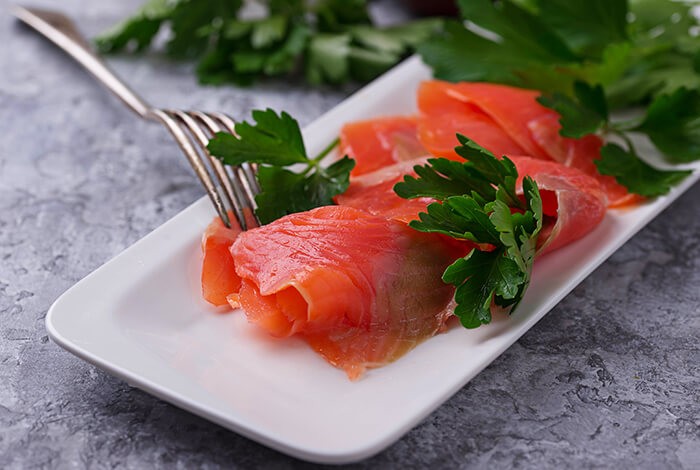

{"left": 96, "top": 0, "right": 442, "bottom": 86}
{"left": 419, "top": 0, "right": 699, "bottom": 198}
{"left": 395, "top": 136, "right": 542, "bottom": 328}
{"left": 207, "top": 109, "right": 354, "bottom": 224}
{"left": 538, "top": 81, "right": 693, "bottom": 197}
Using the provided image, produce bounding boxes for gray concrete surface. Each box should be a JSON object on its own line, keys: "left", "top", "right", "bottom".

{"left": 0, "top": 0, "right": 698, "bottom": 468}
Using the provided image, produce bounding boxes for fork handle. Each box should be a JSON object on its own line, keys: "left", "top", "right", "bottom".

{"left": 13, "top": 6, "right": 154, "bottom": 120}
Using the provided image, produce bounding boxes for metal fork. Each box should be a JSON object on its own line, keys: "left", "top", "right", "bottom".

{"left": 12, "top": 6, "right": 260, "bottom": 230}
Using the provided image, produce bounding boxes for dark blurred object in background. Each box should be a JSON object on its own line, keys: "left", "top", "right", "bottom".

{"left": 405, "top": 0, "right": 458, "bottom": 16}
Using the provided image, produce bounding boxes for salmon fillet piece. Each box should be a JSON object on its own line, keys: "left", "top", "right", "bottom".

{"left": 335, "top": 157, "right": 435, "bottom": 223}
{"left": 418, "top": 80, "right": 638, "bottom": 207}
{"left": 230, "top": 205, "right": 467, "bottom": 379}
{"left": 200, "top": 217, "right": 242, "bottom": 307}
{"left": 511, "top": 156, "right": 607, "bottom": 254}
{"left": 340, "top": 116, "right": 427, "bottom": 176}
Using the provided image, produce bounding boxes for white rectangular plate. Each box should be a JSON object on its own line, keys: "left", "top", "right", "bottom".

{"left": 47, "top": 57, "right": 700, "bottom": 464}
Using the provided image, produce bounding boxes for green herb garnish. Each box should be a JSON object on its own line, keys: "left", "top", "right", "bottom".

{"left": 418, "top": 0, "right": 699, "bottom": 197}
{"left": 538, "top": 81, "right": 693, "bottom": 194}
{"left": 96, "top": 0, "right": 443, "bottom": 86}
{"left": 634, "top": 87, "right": 700, "bottom": 163}
{"left": 536, "top": 82, "right": 609, "bottom": 139}
{"left": 395, "top": 136, "right": 542, "bottom": 328}
{"left": 596, "top": 144, "right": 691, "bottom": 197}
{"left": 207, "top": 108, "right": 354, "bottom": 224}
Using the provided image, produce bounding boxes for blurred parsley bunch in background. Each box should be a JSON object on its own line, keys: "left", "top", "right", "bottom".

{"left": 96, "top": 0, "right": 442, "bottom": 86}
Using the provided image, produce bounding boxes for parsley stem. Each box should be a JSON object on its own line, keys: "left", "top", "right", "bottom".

{"left": 300, "top": 164, "right": 316, "bottom": 177}
{"left": 610, "top": 117, "right": 644, "bottom": 133}
{"left": 607, "top": 128, "right": 638, "bottom": 155}
{"left": 619, "top": 132, "right": 637, "bottom": 154}
{"left": 312, "top": 137, "right": 340, "bottom": 163}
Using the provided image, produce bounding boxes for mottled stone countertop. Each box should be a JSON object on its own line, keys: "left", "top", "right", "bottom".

{"left": 1, "top": 0, "right": 699, "bottom": 468}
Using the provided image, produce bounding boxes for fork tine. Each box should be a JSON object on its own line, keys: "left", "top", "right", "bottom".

{"left": 170, "top": 110, "right": 248, "bottom": 231}
{"left": 191, "top": 111, "right": 261, "bottom": 228}
{"left": 207, "top": 112, "right": 261, "bottom": 195}
{"left": 151, "top": 109, "right": 232, "bottom": 228}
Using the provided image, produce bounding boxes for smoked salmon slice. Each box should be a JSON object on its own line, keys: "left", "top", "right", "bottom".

{"left": 417, "top": 111, "right": 526, "bottom": 161}
{"left": 335, "top": 158, "right": 435, "bottom": 223}
{"left": 231, "top": 205, "right": 466, "bottom": 379}
{"left": 418, "top": 80, "right": 552, "bottom": 160}
{"left": 511, "top": 156, "right": 607, "bottom": 255}
{"left": 418, "top": 80, "right": 637, "bottom": 207}
{"left": 340, "top": 116, "right": 427, "bottom": 176}
{"left": 201, "top": 155, "right": 606, "bottom": 376}
{"left": 528, "top": 115, "right": 642, "bottom": 207}
{"left": 201, "top": 217, "right": 242, "bottom": 307}
{"left": 337, "top": 154, "right": 607, "bottom": 256}
{"left": 336, "top": 106, "right": 607, "bottom": 252}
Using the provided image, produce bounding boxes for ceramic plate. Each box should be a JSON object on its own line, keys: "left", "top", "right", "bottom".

{"left": 46, "top": 57, "right": 700, "bottom": 464}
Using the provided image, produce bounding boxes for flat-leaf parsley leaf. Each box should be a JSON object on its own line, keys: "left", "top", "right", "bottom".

{"left": 207, "top": 109, "right": 354, "bottom": 224}
{"left": 395, "top": 137, "right": 542, "bottom": 328}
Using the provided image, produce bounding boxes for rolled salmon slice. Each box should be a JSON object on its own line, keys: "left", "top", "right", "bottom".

{"left": 231, "top": 205, "right": 467, "bottom": 379}
{"left": 337, "top": 154, "right": 607, "bottom": 257}
{"left": 419, "top": 80, "right": 638, "bottom": 207}
{"left": 528, "top": 115, "right": 642, "bottom": 207}
{"left": 336, "top": 103, "right": 607, "bottom": 251}
{"left": 511, "top": 156, "right": 607, "bottom": 255}
{"left": 201, "top": 217, "right": 242, "bottom": 307}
